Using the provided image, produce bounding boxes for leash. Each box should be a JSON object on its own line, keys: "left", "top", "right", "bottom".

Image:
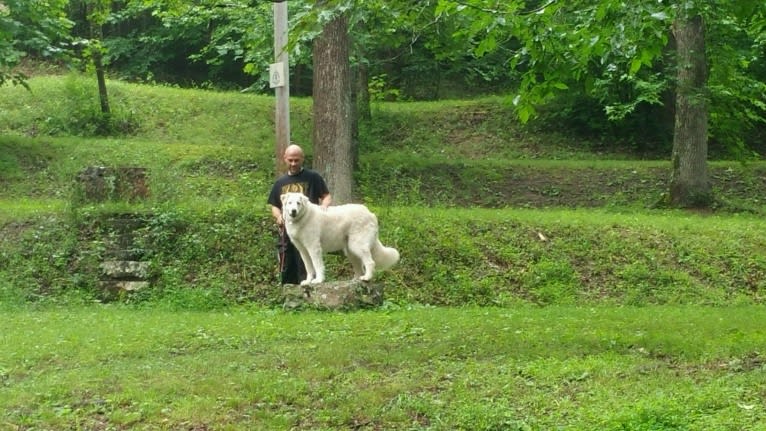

{"left": 277, "top": 224, "right": 288, "bottom": 274}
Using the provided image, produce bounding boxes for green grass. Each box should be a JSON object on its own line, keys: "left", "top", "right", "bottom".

{"left": 1, "top": 306, "right": 765, "bottom": 430}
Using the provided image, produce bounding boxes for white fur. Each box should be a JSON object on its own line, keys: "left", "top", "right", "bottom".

{"left": 281, "top": 192, "right": 400, "bottom": 285}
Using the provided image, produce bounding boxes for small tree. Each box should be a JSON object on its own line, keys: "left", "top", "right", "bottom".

{"left": 83, "top": 0, "right": 110, "bottom": 115}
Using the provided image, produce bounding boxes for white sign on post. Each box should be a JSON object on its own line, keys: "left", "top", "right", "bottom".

{"left": 270, "top": 62, "right": 286, "bottom": 88}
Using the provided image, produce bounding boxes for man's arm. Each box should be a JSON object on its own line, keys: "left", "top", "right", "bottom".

{"left": 319, "top": 193, "right": 332, "bottom": 209}
{"left": 271, "top": 205, "right": 284, "bottom": 225}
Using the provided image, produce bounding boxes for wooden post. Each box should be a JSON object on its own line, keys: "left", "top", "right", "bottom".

{"left": 273, "top": 0, "right": 290, "bottom": 177}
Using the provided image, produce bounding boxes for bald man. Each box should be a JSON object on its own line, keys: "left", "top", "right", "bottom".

{"left": 267, "top": 145, "right": 332, "bottom": 284}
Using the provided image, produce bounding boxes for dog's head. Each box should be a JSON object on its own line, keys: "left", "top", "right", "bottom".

{"left": 281, "top": 192, "right": 308, "bottom": 220}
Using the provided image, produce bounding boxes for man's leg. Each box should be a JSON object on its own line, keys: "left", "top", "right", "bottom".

{"left": 281, "top": 240, "right": 307, "bottom": 285}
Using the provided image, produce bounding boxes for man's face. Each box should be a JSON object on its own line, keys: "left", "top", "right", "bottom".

{"left": 284, "top": 152, "right": 303, "bottom": 175}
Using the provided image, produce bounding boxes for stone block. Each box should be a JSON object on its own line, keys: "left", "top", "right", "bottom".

{"left": 283, "top": 280, "right": 384, "bottom": 311}
{"left": 77, "top": 166, "right": 149, "bottom": 202}
{"left": 100, "top": 260, "right": 150, "bottom": 279}
{"left": 98, "top": 280, "right": 150, "bottom": 301}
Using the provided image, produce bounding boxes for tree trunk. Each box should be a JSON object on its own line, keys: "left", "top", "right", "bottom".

{"left": 312, "top": 10, "right": 354, "bottom": 204}
{"left": 350, "top": 64, "right": 359, "bottom": 171}
{"left": 93, "top": 47, "right": 110, "bottom": 115}
{"left": 350, "top": 57, "right": 370, "bottom": 170}
{"left": 356, "top": 59, "right": 371, "bottom": 122}
{"left": 669, "top": 13, "right": 710, "bottom": 208}
{"left": 87, "top": 1, "right": 110, "bottom": 115}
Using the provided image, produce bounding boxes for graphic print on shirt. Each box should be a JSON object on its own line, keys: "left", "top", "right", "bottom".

{"left": 281, "top": 182, "right": 308, "bottom": 196}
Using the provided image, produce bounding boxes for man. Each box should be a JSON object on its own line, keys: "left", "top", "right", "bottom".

{"left": 267, "top": 144, "right": 332, "bottom": 284}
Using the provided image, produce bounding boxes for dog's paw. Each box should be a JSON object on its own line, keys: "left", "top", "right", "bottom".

{"left": 311, "top": 278, "right": 324, "bottom": 284}
{"left": 300, "top": 280, "right": 311, "bottom": 286}
{"left": 359, "top": 275, "right": 372, "bottom": 282}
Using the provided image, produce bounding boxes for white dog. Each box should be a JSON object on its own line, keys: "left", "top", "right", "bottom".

{"left": 281, "top": 192, "right": 400, "bottom": 285}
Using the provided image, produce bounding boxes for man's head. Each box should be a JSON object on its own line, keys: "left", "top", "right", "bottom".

{"left": 283, "top": 144, "right": 305, "bottom": 175}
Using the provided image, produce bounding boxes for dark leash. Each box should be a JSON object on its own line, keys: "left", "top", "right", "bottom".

{"left": 277, "top": 224, "right": 288, "bottom": 274}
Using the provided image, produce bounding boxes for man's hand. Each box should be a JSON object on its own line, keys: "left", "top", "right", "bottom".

{"left": 271, "top": 205, "right": 285, "bottom": 226}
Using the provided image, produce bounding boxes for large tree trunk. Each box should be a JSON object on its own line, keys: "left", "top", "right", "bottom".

{"left": 312, "top": 10, "right": 354, "bottom": 204}
{"left": 669, "top": 13, "right": 710, "bottom": 208}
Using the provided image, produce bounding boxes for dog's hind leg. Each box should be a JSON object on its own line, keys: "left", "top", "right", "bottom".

{"left": 358, "top": 252, "right": 375, "bottom": 281}
{"left": 345, "top": 247, "right": 364, "bottom": 279}
{"left": 347, "top": 234, "right": 377, "bottom": 281}
{"left": 348, "top": 244, "right": 375, "bottom": 281}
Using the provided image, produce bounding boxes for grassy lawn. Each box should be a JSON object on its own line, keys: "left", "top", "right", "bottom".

{"left": 1, "top": 306, "right": 765, "bottom": 430}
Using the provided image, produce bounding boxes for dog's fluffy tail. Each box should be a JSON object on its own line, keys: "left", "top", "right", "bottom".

{"left": 372, "top": 240, "right": 400, "bottom": 271}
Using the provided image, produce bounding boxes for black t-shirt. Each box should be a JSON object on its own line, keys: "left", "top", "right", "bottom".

{"left": 267, "top": 168, "right": 330, "bottom": 209}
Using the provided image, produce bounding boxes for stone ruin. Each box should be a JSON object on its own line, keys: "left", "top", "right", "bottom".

{"left": 77, "top": 166, "right": 149, "bottom": 202}
{"left": 77, "top": 166, "right": 153, "bottom": 299}
{"left": 97, "top": 213, "right": 153, "bottom": 300}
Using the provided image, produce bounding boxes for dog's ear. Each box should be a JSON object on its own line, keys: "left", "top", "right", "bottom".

{"left": 280, "top": 193, "right": 288, "bottom": 206}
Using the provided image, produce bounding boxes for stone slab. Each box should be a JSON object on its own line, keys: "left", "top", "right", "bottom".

{"left": 283, "top": 280, "right": 384, "bottom": 311}
{"left": 100, "top": 260, "right": 150, "bottom": 279}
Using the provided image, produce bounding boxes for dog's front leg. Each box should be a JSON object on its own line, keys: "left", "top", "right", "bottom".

{"left": 294, "top": 242, "right": 315, "bottom": 286}
{"left": 307, "top": 244, "right": 325, "bottom": 284}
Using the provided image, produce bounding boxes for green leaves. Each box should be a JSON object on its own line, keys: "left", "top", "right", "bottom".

{"left": 0, "top": 0, "right": 72, "bottom": 87}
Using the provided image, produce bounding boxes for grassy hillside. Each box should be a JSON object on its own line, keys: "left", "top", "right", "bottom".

{"left": 1, "top": 74, "right": 765, "bottom": 307}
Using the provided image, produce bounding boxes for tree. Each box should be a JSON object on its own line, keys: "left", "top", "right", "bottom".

{"left": 83, "top": 0, "right": 111, "bottom": 115}
{"left": 434, "top": 0, "right": 765, "bottom": 208}
{"left": 312, "top": 2, "right": 354, "bottom": 204}
{"left": 670, "top": 9, "right": 710, "bottom": 207}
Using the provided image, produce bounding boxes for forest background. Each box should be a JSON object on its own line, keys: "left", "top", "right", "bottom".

{"left": 2, "top": 0, "right": 765, "bottom": 159}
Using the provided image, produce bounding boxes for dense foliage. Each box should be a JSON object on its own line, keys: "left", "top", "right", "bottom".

{"left": 4, "top": 0, "right": 765, "bottom": 154}
{"left": 0, "top": 0, "right": 71, "bottom": 86}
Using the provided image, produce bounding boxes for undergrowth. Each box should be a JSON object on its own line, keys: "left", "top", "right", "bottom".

{"left": 2, "top": 205, "right": 764, "bottom": 308}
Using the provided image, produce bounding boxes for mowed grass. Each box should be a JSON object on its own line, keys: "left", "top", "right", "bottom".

{"left": 1, "top": 306, "right": 765, "bottom": 430}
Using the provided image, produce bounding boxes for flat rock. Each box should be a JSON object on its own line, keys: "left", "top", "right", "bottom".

{"left": 100, "top": 260, "right": 150, "bottom": 279}
{"left": 282, "top": 280, "right": 384, "bottom": 311}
